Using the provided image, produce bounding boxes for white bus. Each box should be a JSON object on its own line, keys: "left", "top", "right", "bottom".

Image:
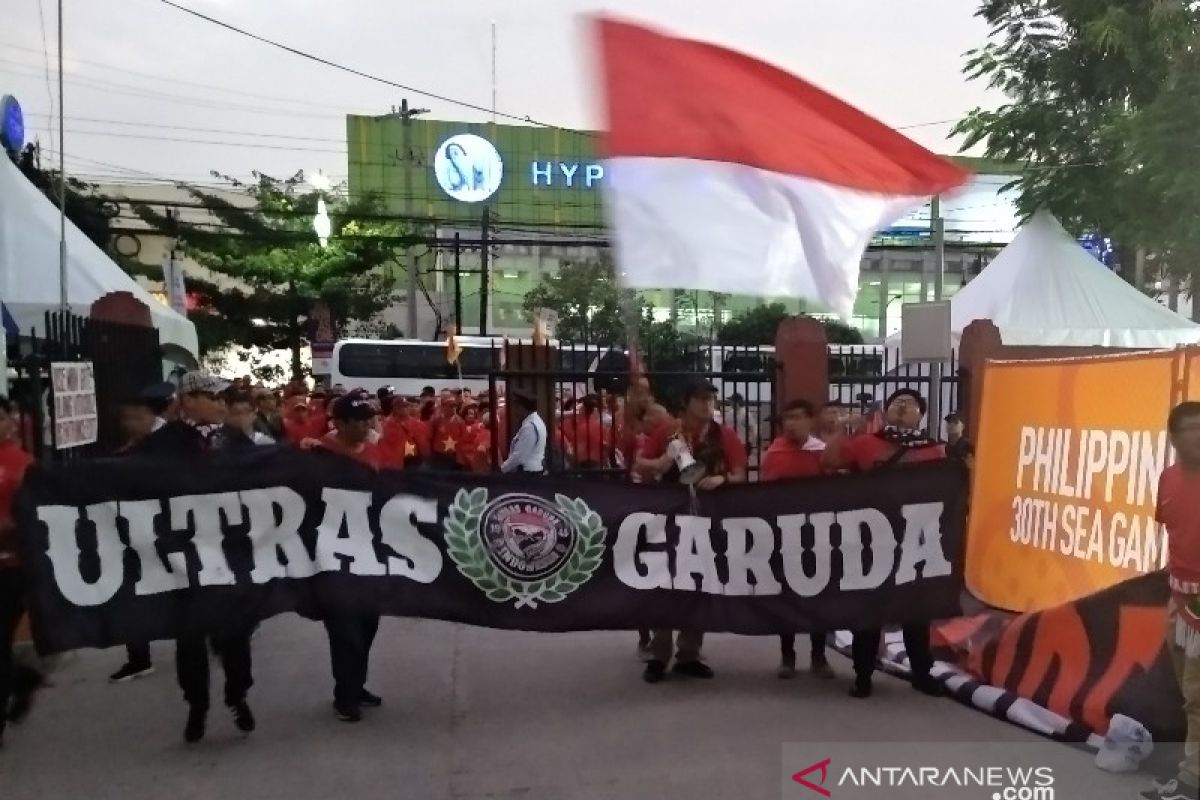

{"left": 702, "top": 344, "right": 886, "bottom": 408}
{"left": 330, "top": 338, "right": 628, "bottom": 398}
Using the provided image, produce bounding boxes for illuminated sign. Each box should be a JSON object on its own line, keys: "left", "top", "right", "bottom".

{"left": 434, "top": 134, "right": 503, "bottom": 203}
{"left": 530, "top": 161, "right": 605, "bottom": 189}
{"left": 0, "top": 95, "right": 24, "bottom": 153}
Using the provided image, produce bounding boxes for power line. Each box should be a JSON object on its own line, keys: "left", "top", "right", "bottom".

{"left": 157, "top": 0, "right": 590, "bottom": 134}
{"left": 26, "top": 113, "right": 346, "bottom": 143}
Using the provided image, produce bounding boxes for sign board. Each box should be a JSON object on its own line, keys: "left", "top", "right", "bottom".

{"left": 50, "top": 361, "right": 98, "bottom": 449}
{"left": 900, "top": 301, "right": 952, "bottom": 363}
{"left": 161, "top": 257, "right": 188, "bottom": 317}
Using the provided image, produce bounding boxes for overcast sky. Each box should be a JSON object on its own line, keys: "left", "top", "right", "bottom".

{"left": 2, "top": 0, "right": 998, "bottom": 191}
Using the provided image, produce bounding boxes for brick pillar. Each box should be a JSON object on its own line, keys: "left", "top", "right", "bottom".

{"left": 958, "top": 319, "right": 1003, "bottom": 434}
{"left": 774, "top": 316, "right": 828, "bottom": 414}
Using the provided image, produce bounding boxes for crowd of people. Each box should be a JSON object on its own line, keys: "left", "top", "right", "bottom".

{"left": 6, "top": 363, "right": 1198, "bottom": 799}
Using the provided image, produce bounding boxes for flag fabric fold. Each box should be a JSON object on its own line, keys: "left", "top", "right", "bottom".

{"left": 595, "top": 17, "right": 971, "bottom": 317}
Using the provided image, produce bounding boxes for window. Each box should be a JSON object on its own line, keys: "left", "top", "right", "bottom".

{"left": 722, "top": 352, "right": 774, "bottom": 373}
{"left": 337, "top": 342, "right": 496, "bottom": 380}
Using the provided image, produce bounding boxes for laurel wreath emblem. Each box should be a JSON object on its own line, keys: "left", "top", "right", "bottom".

{"left": 444, "top": 487, "right": 607, "bottom": 609}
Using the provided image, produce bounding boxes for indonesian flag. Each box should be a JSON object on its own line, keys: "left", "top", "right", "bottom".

{"left": 595, "top": 18, "right": 971, "bottom": 317}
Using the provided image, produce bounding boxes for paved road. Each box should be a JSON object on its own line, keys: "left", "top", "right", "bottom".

{"left": 1, "top": 616, "right": 1148, "bottom": 800}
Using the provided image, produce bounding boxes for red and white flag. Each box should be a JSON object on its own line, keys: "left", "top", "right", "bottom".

{"left": 595, "top": 18, "right": 971, "bottom": 317}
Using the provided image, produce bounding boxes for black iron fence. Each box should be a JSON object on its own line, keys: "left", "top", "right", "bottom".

{"left": 7, "top": 311, "right": 162, "bottom": 464}
{"left": 827, "top": 345, "right": 960, "bottom": 433}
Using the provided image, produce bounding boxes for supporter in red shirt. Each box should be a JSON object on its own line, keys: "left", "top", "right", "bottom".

{"left": 0, "top": 396, "right": 34, "bottom": 747}
{"left": 282, "top": 397, "right": 314, "bottom": 445}
{"left": 315, "top": 392, "right": 382, "bottom": 468}
{"left": 637, "top": 379, "right": 748, "bottom": 685}
{"left": 824, "top": 388, "right": 946, "bottom": 700}
{"left": 379, "top": 394, "right": 429, "bottom": 470}
{"left": 1152, "top": 401, "right": 1200, "bottom": 800}
{"left": 456, "top": 404, "right": 487, "bottom": 471}
{"left": 562, "top": 394, "right": 609, "bottom": 470}
{"left": 760, "top": 399, "right": 836, "bottom": 682}
{"left": 430, "top": 392, "right": 466, "bottom": 470}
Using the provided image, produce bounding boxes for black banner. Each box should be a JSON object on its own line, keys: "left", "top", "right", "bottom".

{"left": 16, "top": 449, "right": 968, "bottom": 654}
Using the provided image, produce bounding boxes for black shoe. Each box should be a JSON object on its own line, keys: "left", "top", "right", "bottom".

{"left": 334, "top": 702, "right": 362, "bottom": 723}
{"left": 671, "top": 660, "right": 715, "bottom": 679}
{"left": 359, "top": 689, "right": 383, "bottom": 708}
{"left": 1161, "top": 783, "right": 1200, "bottom": 800}
{"left": 777, "top": 655, "right": 797, "bottom": 680}
{"left": 1144, "top": 778, "right": 1179, "bottom": 800}
{"left": 109, "top": 662, "right": 155, "bottom": 683}
{"left": 229, "top": 700, "right": 255, "bottom": 733}
{"left": 643, "top": 660, "right": 667, "bottom": 684}
{"left": 184, "top": 707, "right": 206, "bottom": 744}
{"left": 6, "top": 689, "right": 33, "bottom": 724}
{"left": 850, "top": 677, "right": 873, "bottom": 698}
{"left": 912, "top": 675, "right": 945, "bottom": 697}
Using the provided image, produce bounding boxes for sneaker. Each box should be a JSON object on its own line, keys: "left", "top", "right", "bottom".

{"left": 636, "top": 643, "right": 654, "bottom": 663}
{"left": 334, "top": 702, "right": 362, "bottom": 723}
{"left": 359, "top": 689, "right": 383, "bottom": 708}
{"left": 912, "top": 675, "right": 945, "bottom": 697}
{"left": 671, "top": 660, "right": 715, "bottom": 679}
{"left": 109, "top": 663, "right": 155, "bottom": 683}
{"left": 1161, "top": 783, "right": 1200, "bottom": 800}
{"left": 850, "top": 677, "right": 873, "bottom": 699}
{"left": 810, "top": 658, "right": 836, "bottom": 680}
{"left": 184, "top": 707, "right": 206, "bottom": 744}
{"left": 229, "top": 700, "right": 255, "bottom": 734}
{"left": 643, "top": 660, "right": 667, "bottom": 684}
{"left": 1143, "top": 782, "right": 1176, "bottom": 800}
{"left": 777, "top": 657, "right": 797, "bottom": 680}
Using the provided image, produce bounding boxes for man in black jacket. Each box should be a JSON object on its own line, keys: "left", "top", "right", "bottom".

{"left": 137, "top": 372, "right": 257, "bottom": 743}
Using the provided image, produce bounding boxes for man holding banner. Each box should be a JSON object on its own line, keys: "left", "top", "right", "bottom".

{"left": 825, "top": 388, "right": 947, "bottom": 699}
{"left": 1146, "top": 402, "right": 1200, "bottom": 800}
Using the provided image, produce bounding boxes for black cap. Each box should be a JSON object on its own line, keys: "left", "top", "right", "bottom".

{"left": 945, "top": 411, "right": 962, "bottom": 422}
{"left": 681, "top": 378, "right": 717, "bottom": 404}
{"left": 510, "top": 389, "right": 537, "bottom": 410}
{"left": 377, "top": 386, "right": 396, "bottom": 400}
{"left": 331, "top": 393, "right": 376, "bottom": 421}
{"left": 140, "top": 382, "right": 176, "bottom": 402}
{"left": 886, "top": 388, "right": 927, "bottom": 416}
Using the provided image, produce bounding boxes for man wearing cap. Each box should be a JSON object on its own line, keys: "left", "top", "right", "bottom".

{"left": 136, "top": 371, "right": 257, "bottom": 743}
{"left": 761, "top": 399, "right": 836, "bottom": 681}
{"left": 824, "top": 388, "right": 946, "bottom": 699}
{"left": 379, "top": 391, "right": 430, "bottom": 470}
{"left": 501, "top": 391, "right": 547, "bottom": 474}
{"left": 944, "top": 412, "right": 974, "bottom": 468}
{"left": 311, "top": 392, "right": 385, "bottom": 722}
{"left": 636, "top": 378, "right": 748, "bottom": 683}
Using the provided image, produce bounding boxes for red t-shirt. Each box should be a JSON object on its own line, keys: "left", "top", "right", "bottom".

{"left": 379, "top": 417, "right": 431, "bottom": 468}
{"left": 563, "top": 413, "right": 608, "bottom": 465}
{"left": 760, "top": 437, "right": 824, "bottom": 481}
{"left": 0, "top": 441, "right": 34, "bottom": 567}
{"left": 317, "top": 433, "right": 382, "bottom": 468}
{"left": 1158, "top": 465, "right": 1200, "bottom": 584}
{"left": 283, "top": 412, "right": 313, "bottom": 445}
{"left": 836, "top": 433, "right": 946, "bottom": 473}
{"left": 432, "top": 415, "right": 467, "bottom": 459}
{"left": 640, "top": 419, "right": 748, "bottom": 476}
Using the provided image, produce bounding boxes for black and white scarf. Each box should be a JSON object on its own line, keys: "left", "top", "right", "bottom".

{"left": 875, "top": 425, "right": 939, "bottom": 450}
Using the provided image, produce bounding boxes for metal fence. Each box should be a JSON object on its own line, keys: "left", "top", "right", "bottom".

{"left": 483, "top": 340, "right": 778, "bottom": 479}
{"left": 7, "top": 311, "right": 162, "bottom": 463}
{"left": 827, "top": 345, "right": 960, "bottom": 434}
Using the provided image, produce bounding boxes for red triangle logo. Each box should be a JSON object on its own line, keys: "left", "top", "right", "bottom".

{"left": 791, "top": 758, "right": 832, "bottom": 797}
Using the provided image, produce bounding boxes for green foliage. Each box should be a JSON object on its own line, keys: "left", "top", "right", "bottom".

{"left": 129, "top": 170, "right": 407, "bottom": 375}
{"left": 954, "top": 0, "right": 1200, "bottom": 309}
{"left": 717, "top": 303, "right": 863, "bottom": 345}
{"left": 10, "top": 144, "right": 116, "bottom": 250}
{"left": 521, "top": 255, "right": 631, "bottom": 343}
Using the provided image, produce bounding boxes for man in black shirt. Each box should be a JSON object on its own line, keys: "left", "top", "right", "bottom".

{"left": 137, "top": 372, "right": 257, "bottom": 744}
{"left": 945, "top": 412, "right": 974, "bottom": 468}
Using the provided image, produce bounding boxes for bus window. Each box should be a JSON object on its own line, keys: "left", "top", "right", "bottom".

{"left": 339, "top": 343, "right": 444, "bottom": 379}
{"left": 456, "top": 346, "right": 496, "bottom": 377}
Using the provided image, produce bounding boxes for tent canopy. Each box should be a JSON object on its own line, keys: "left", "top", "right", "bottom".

{"left": 0, "top": 155, "right": 198, "bottom": 356}
{"left": 889, "top": 211, "right": 1200, "bottom": 350}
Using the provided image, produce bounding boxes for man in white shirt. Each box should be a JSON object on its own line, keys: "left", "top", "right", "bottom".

{"left": 501, "top": 390, "right": 547, "bottom": 474}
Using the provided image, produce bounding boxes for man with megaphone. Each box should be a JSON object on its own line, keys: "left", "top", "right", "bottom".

{"left": 635, "top": 378, "right": 748, "bottom": 684}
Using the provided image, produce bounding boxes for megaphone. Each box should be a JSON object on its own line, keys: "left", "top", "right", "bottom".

{"left": 667, "top": 437, "right": 707, "bottom": 485}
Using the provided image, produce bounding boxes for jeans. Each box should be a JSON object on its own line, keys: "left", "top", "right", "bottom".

{"left": 1167, "top": 601, "right": 1200, "bottom": 789}
{"left": 779, "top": 633, "right": 828, "bottom": 662}
{"left": 176, "top": 632, "right": 254, "bottom": 712}
{"left": 324, "top": 613, "right": 380, "bottom": 707}
{"left": 649, "top": 629, "right": 704, "bottom": 665}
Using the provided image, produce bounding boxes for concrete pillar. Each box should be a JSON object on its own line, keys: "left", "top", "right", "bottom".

{"left": 774, "top": 316, "right": 829, "bottom": 415}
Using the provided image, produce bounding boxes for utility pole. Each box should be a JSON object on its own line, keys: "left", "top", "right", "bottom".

{"left": 57, "top": 0, "right": 67, "bottom": 312}
{"left": 931, "top": 194, "right": 945, "bottom": 301}
{"left": 453, "top": 232, "right": 463, "bottom": 335}
{"left": 479, "top": 207, "right": 490, "bottom": 335}
{"left": 394, "top": 98, "right": 429, "bottom": 338}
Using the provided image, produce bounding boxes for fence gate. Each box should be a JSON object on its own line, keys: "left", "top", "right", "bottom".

{"left": 827, "top": 345, "right": 961, "bottom": 433}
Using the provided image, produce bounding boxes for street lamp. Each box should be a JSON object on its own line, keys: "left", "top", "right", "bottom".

{"left": 309, "top": 170, "right": 332, "bottom": 248}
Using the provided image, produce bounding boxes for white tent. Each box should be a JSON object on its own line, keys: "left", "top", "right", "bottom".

{"left": 889, "top": 211, "right": 1200, "bottom": 349}
{"left": 0, "top": 155, "right": 198, "bottom": 357}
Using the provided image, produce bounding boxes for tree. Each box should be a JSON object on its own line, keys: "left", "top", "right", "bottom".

{"left": 9, "top": 144, "right": 117, "bottom": 250}
{"left": 717, "top": 303, "right": 864, "bottom": 345}
{"left": 954, "top": 0, "right": 1200, "bottom": 317}
{"left": 130, "top": 171, "right": 407, "bottom": 376}
{"left": 521, "top": 255, "right": 632, "bottom": 343}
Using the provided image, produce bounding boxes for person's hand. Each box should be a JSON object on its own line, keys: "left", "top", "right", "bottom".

{"left": 299, "top": 437, "right": 321, "bottom": 450}
{"left": 697, "top": 475, "right": 726, "bottom": 491}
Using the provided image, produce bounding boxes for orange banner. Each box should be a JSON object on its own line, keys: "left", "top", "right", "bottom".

{"left": 967, "top": 350, "right": 1190, "bottom": 612}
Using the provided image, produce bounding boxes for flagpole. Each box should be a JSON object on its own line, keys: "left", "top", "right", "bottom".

{"left": 57, "top": 0, "right": 68, "bottom": 313}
